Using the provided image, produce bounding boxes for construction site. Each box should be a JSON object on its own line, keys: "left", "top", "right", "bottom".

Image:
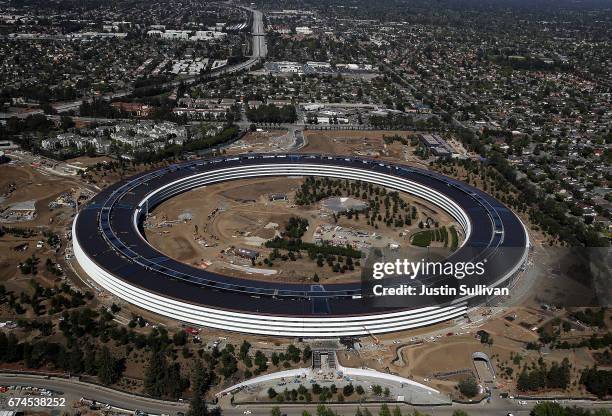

{"left": 143, "top": 175, "right": 459, "bottom": 283}
{"left": 0, "top": 145, "right": 607, "bottom": 408}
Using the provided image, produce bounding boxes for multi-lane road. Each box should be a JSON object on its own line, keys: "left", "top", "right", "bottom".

{"left": 250, "top": 8, "right": 267, "bottom": 60}
{"left": 215, "top": 7, "right": 267, "bottom": 75}
{"left": 0, "top": 374, "right": 189, "bottom": 414}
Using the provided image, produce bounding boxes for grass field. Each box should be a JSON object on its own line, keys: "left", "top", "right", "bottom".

{"left": 411, "top": 226, "right": 451, "bottom": 248}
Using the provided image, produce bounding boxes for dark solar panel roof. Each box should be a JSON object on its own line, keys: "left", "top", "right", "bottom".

{"left": 75, "top": 154, "right": 528, "bottom": 317}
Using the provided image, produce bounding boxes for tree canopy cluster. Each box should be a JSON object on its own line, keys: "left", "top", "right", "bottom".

{"left": 246, "top": 104, "right": 297, "bottom": 124}
{"left": 517, "top": 358, "right": 571, "bottom": 392}
{"left": 295, "top": 176, "right": 416, "bottom": 230}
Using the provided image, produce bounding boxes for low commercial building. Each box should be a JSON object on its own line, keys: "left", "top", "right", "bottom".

{"left": 173, "top": 107, "right": 227, "bottom": 120}
{"left": 420, "top": 134, "right": 455, "bottom": 158}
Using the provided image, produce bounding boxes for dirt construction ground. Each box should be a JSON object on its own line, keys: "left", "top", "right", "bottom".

{"left": 144, "top": 175, "right": 458, "bottom": 283}
{"left": 0, "top": 159, "right": 99, "bottom": 319}
{"left": 302, "top": 130, "right": 416, "bottom": 160}
{"left": 1, "top": 146, "right": 608, "bottom": 402}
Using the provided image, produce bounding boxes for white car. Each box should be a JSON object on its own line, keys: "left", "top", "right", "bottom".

{"left": 243, "top": 411, "right": 252, "bottom": 415}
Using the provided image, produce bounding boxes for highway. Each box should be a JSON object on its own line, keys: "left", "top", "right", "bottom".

{"left": 250, "top": 8, "right": 267, "bottom": 60}
{"left": 215, "top": 6, "right": 267, "bottom": 75}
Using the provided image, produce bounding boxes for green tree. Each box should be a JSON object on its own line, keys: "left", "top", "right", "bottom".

{"left": 165, "top": 362, "right": 189, "bottom": 399}
{"left": 379, "top": 404, "right": 391, "bottom": 416}
{"left": 192, "top": 360, "right": 215, "bottom": 396}
{"left": 580, "top": 367, "right": 612, "bottom": 398}
{"left": 458, "top": 377, "right": 479, "bottom": 398}
{"left": 96, "top": 346, "right": 120, "bottom": 385}
{"left": 254, "top": 350, "right": 268, "bottom": 372}
{"left": 187, "top": 394, "right": 209, "bottom": 416}
{"left": 83, "top": 347, "right": 97, "bottom": 374}
{"left": 218, "top": 346, "right": 238, "bottom": 378}
{"left": 239, "top": 340, "right": 251, "bottom": 360}
{"left": 531, "top": 402, "right": 565, "bottom": 416}
{"left": 286, "top": 344, "right": 301, "bottom": 363}
{"left": 69, "top": 346, "right": 84, "bottom": 374}
{"left": 144, "top": 350, "right": 169, "bottom": 396}
{"left": 173, "top": 330, "right": 188, "bottom": 346}
{"left": 303, "top": 345, "right": 312, "bottom": 362}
